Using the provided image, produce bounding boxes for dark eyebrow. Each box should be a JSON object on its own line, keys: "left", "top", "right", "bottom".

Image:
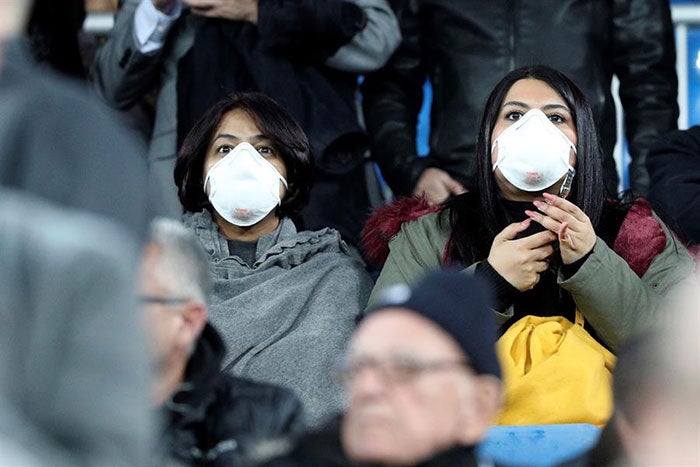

{"left": 212, "top": 134, "right": 270, "bottom": 144}
{"left": 542, "top": 104, "right": 571, "bottom": 113}
{"left": 501, "top": 101, "right": 571, "bottom": 113}
{"left": 502, "top": 100, "right": 530, "bottom": 110}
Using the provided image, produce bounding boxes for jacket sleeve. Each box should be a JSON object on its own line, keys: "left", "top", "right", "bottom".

{"left": 361, "top": 0, "right": 432, "bottom": 197}
{"left": 258, "top": 0, "right": 399, "bottom": 71}
{"left": 92, "top": 0, "right": 167, "bottom": 110}
{"left": 558, "top": 221, "right": 694, "bottom": 351}
{"left": 324, "top": 0, "right": 401, "bottom": 73}
{"left": 367, "top": 213, "right": 447, "bottom": 306}
{"left": 612, "top": 0, "right": 679, "bottom": 195}
{"left": 647, "top": 126, "right": 700, "bottom": 246}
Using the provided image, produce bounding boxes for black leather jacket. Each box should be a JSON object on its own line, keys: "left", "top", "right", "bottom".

{"left": 159, "top": 324, "right": 305, "bottom": 466}
{"left": 362, "top": 0, "right": 678, "bottom": 198}
{"left": 647, "top": 126, "right": 700, "bottom": 246}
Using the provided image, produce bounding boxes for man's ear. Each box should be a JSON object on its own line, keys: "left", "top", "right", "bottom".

{"left": 457, "top": 375, "right": 503, "bottom": 445}
{"left": 474, "top": 375, "right": 502, "bottom": 426}
{"left": 179, "top": 300, "right": 208, "bottom": 348}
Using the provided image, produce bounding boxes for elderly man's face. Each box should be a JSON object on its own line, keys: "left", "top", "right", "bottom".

{"left": 139, "top": 245, "right": 184, "bottom": 370}
{"left": 341, "top": 309, "right": 498, "bottom": 465}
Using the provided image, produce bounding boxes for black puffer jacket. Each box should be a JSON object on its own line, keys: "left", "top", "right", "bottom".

{"left": 159, "top": 324, "right": 305, "bottom": 467}
{"left": 362, "top": 0, "right": 678, "bottom": 197}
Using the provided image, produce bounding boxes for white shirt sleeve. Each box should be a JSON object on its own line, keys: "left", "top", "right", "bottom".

{"left": 133, "top": 0, "right": 183, "bottom": 54}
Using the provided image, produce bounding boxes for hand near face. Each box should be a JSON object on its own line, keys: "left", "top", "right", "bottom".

{"left": 525, "top": 192, "right": 596, "bottom": 264}
{"left": 184, "top": 0, "right": 258, "bottom": 23}
{"left": 413, "top": 168, "right": 467, "bottom": 206}
{"left": 487, "top": 219, "right": 556, "bottom": 291}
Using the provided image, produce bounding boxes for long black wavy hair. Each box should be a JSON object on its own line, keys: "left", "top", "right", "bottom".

{"left": 445, "top": 65, "right": 605, "bottom": 265}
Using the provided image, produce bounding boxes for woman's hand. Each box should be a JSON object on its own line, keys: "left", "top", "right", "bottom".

{"left": 525, "top": 192, "right": 596, "bottom": 264}
{"left": 487, "top": 219, "right": 556, "bottom": 291}
{"left": 413, "top": 168, "right": 467, "bottom": 205}
{"left": 184, "top": 0, "right": 258, "bottom": 23}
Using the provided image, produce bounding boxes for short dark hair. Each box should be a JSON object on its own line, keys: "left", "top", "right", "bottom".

{"left": 174, "top": 92, "right": 314, "bottom": 218}
{"left": 446, "top": 65, "right": 605, "bottom": 265}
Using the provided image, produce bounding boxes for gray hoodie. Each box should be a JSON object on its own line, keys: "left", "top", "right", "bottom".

{"left": 184, "top": 211, "right": 373, "bottom": 425}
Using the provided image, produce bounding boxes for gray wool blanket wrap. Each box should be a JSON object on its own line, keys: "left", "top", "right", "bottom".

{"left": 184, "top": 211, "right": 373, "bottom": 425}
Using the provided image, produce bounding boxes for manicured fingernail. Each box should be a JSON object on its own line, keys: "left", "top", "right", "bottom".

{"left": 533, "top": 200, "right": 544, "bottom": 209}
{"left": 525, "top": 210, "right": 537, "bottom": 218}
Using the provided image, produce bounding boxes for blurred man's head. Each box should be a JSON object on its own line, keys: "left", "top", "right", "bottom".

{"left": 140, "top": 218, "right": 211, "bottom": 404}
{"left": 340, "top": 271, "right": 501, "bottom": 465}
{"left": 614, "top": 283, "right": 699, "bottom": 466}
{"left": 0, "top": 0, "right": 32, "bottom": 43}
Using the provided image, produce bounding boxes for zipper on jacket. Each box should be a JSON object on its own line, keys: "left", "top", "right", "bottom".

{"left": 508, "top": 0, "right": 518, "bottom": 70}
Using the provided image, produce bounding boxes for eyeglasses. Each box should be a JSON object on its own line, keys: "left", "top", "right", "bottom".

{"left": 334, "top": 356, "right": 469, "bottom": 386}
{"left": 139, "top": 295, "right": 190, "bottom": 306}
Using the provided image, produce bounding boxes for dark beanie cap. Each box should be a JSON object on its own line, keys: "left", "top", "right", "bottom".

{"left": 368, "top": 269, "right": 501, "bottom": 379}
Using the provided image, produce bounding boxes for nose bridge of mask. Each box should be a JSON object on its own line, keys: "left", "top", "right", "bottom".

{"left": 204, "top": 141, "right": 288, "bottom": 192}
{"left": 492, "top": 108, "right": 576, "bottom": 170}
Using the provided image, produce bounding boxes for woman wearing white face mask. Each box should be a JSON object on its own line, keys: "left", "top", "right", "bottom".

{"left": 364, "top": 66, "right": 693, "bottom": 353}
{"left": 175, "top": 92, "right": 373, "bottom": 426}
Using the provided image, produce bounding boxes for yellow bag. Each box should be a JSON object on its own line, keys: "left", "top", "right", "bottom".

{"left": 496, "top": 311, "right": 616, "bottom": 426}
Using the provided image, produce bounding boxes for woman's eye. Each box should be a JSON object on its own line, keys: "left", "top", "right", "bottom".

{"left": 256, "top": 146, "right": 274, "bottom": 156}
{"left": 548, "top": 114, "right": 565, "bottom": 124}
{"left": 505, "top": 111, "right": 523, "bottom": 121}
{"left": 216, "top": 145, "right": 234, "bottom": 154}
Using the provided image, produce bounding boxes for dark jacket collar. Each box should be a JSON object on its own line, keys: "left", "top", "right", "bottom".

{"left": 291, "top": 416, "right": 483, "bottom": 467}
{"left": 164, "top": 323, "right": 225, "bottom": 421}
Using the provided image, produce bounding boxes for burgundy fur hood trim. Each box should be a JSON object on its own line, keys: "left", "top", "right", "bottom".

{"left": 361, "top": 197, "right": 442, "bottom": 269}
{"left": 613, "top": 198, "right": 667, "bottom": 277}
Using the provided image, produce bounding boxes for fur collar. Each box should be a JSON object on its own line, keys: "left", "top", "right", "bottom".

{"left": 361, "top": 196, "right": 442, "bottom": 269}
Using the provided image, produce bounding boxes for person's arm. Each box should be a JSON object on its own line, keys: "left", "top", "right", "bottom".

{"left": 324, "top": 0, "right": 401, "bottom": 73}
{"left": 647, "top": 127, "right": 700, "bottom": 245}
{"left": 559, "top": 224, "right": 694, "bottom": 351}
{"left": 361, "top": 0, "right": 431, "bottom": 198}
{"left": 256, "top": 0, "right": 366, "bottom": 64}
{"left": 368, "top": 219, "right": 519, "bottom": 326}
{"left": 612, "top": 0, "right": 678, "bottom": 195}
{"left": 93, "top": 0, "right": 181, "bottom": 109}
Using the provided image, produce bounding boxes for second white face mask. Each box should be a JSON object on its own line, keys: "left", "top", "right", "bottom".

{"left": 492, "top": 108, "right": 576, "bottom": 193}
{"left": 204, "top": 142, "right": 288, "bottom": 227}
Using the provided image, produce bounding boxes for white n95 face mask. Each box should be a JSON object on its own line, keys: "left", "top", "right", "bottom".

{"left": 492, "top": 108, "right": 576, "bottom": 194}
{"left": 204, "top": 142, "right": 288, "bottom": 227}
